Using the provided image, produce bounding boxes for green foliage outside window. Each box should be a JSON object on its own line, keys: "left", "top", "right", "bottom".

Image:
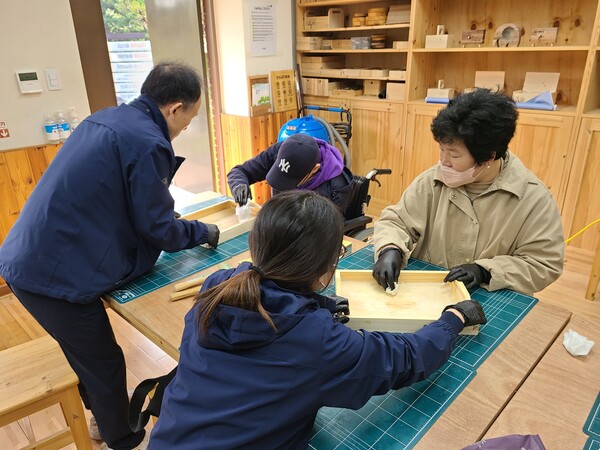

{"left": 101, "top": 0, "right": 148, "bottom": 36}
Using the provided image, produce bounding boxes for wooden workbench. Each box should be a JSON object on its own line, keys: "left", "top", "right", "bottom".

{"left": 484, "top": 314, "right": 600, "bottom": 448}
{"left": 105, "top": 244, "right": 572, "bottom": 448}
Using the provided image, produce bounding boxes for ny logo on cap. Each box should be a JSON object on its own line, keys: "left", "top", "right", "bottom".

{"left": 279, "top": 158, "right": 290, "bottom": 173}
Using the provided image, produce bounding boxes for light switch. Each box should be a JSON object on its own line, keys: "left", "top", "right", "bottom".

{"left": 44, "top": 68, "right": 62, "bottom": 91}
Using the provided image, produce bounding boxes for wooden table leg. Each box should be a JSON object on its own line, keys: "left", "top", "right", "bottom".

{"left": 585, "top": 237, "right": 600, "bottom": 301}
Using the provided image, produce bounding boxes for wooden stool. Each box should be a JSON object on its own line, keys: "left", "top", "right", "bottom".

{"left": 0, "top": 335, "right": 92, "bottom": 449}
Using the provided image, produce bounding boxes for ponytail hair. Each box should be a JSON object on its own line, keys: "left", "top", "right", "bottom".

{"left": 194, "top": 190, "right": 344, "bottom": 334}
{"left": 195, "top": 268, "right": 275, "bottom": 334}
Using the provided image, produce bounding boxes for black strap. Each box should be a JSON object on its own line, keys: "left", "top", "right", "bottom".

{"left": 128, "top": 366, "right": 177, "bottom": 432}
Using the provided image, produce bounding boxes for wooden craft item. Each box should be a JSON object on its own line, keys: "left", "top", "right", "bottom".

{"left": 529, "top": 27, "right": 558, "bottom": 46}
{"left": 335, "top": 270, "right": 478, "bottom": 335}
{"left": 182, "top": 200, "right": 256, "bottom": 243}
{"left": 459, "top": 29, "right": 485, "bottom": 46}
{"left": 492, "top": 23, "right": 521, "bottom": 47}
{"left": 425, "top": 24, "right": 455, "bottom": 48}
{"left": 270, "top": 70, "right": 297, "bottom": 112}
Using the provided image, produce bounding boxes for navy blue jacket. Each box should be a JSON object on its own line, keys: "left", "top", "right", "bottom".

{"left": 149, "top": 263, "right": 464, "bottom": 450}
{"left": 227, "top": 141, "right": 355, "bottom": 214}
{"left": 0, "top": 96, "right": 209, "bottom": 303}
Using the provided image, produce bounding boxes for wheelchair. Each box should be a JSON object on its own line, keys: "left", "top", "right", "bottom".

{"left": 288, "top": 105, "right": 392, "bottom": 242}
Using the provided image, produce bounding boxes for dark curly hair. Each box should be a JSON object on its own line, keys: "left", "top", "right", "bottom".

{"left": 431, "top": 89, "right": 518, "bottom": 164}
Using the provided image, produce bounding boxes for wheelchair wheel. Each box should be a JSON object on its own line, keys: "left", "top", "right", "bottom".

{"left": 350, "top": 227, "right": 374, "bottom": 243}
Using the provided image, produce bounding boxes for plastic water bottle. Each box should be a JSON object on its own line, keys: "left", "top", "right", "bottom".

{"left": 44, "top": 114, "right": 60, "bottom": 143}
{"left": 55, "top": 110, "right": 71, "bottom": 142}
{"left": 68, "top": 107, "right": 80, "bottom": 131}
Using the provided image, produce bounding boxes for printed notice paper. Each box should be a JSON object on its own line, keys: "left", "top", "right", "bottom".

{"left": 248, "top": 0, "right": 276, "bottom": 56}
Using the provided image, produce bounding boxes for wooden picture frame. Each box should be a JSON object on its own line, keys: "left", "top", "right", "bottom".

{"left": 248, "top": 75, "right": 272, "bottom": 117}
{"left": 335, "top": 270, "right": 479, "bottom": 335}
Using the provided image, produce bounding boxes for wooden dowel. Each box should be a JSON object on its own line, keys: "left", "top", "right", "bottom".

{"left": 170, "top": 286, "right": 201, "bottom": 302}
{"left": 173, "top": 274, "right": 209, "bottom": 292}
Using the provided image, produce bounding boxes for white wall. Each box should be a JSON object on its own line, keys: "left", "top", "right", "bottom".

{"left": 0, "top": 0, "right": 90, "bottom": 151}
{"left": 215, "top": 0, "right": 294, "bottom": 116}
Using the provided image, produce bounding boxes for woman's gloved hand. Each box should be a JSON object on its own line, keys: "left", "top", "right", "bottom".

{"left": 443, "top": 300, "right": 487, "bottom": 326}
{"left": 444, "top": 263, "right": 491, "bottom": 290}
{"left": 372, "top": 247, "right": 403, "bottom": 290}
{"left": 325, "top": 295, "right": 350, "bottom": 324}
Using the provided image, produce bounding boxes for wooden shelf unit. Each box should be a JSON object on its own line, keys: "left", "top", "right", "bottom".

{"left": 296, "top": 0, "right": 600, "bottom": 253}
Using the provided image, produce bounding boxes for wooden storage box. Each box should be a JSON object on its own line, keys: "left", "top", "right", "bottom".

{"left": 371, "top": 69, "right": 389, "bottom": 78}
{"left": 332, "top": 88, "right": 363, "bottom": 97}
{"left": 342, "top": 68, "right": 361, "bottom": 77}
{"left": 335, "top": 270, "right": 478, "bottom": 335}
{"left": 331, "top": 39, "right": 352, "bottom": 49}
{"left": 512, "top": 72, "right": 559, "bottom": 103}
{"left": 183, "top": 200, "right": 256, "bottom": 242}
{"left": 359, "top": 68, "right": 373, "bottom": 77}
{"left": 388, "top": 70, "right": 407, "bottom": 81}
{"left": 304, "top": 8, "right": 344, "bottom": 30}
{"left": 297, "top": 36, "right": 323, "bottom": 50}
{"left": 425, "top": 34, "right": 455, "bottom": 48}
{"left": 392, "top": 41, "right": 409, "bottom": 49}
{"left": 386, "top": 82, "right": 406, "bottom": 100}
{"left": 364, "top": 79, "right": 385, "bottom": 96}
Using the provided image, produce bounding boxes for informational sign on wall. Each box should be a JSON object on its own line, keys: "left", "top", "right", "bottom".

{"left": 0, "top": 121, "right": 10, "bottom": 139}
{"left": 248, "top": 0, "right": 276, "bottom": 57}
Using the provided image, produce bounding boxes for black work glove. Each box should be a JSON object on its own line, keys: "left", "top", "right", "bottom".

{"left": 443, "top": 300, "right": 487, "bottom": 327}
{"left": 204, "top": 224, "right": 220, "bottom": 249}
{"left": 444, "top": 263, "right": 491, "bottom": 290}
{"left": 232, "top": 184, "right": 251, "bottom": 206}
{"left": 372, "top": 247, "right": 403, "bottom": 290}
{"left": 325, "top": 295, "right": 350, "bottom": 324}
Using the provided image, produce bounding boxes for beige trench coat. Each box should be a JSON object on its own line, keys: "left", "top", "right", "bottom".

{"left": 373, "top": 153, "right": 564, "bottom": 294}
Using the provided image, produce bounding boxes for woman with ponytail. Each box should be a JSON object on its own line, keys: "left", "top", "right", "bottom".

{"left": 149, "top": 190, "right": 486, "bottom": 450}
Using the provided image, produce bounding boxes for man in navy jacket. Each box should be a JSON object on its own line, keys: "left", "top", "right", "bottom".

{"left": 0, "top": 62, "right": 218, "bottom": 450}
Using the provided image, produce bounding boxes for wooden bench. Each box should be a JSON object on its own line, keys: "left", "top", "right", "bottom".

{"left": 0, "top": 335, "right": 92, "bottom": 449}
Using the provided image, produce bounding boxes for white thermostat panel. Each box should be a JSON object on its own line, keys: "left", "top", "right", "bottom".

{"left": 16, "top": 71, "right": 42, "bottom": 94}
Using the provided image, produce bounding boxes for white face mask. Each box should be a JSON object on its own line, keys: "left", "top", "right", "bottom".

{"left": 439, "top": 161, "right": 488, "bottom": 188}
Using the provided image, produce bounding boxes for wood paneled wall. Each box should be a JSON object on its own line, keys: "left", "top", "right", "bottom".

{"left": 0, "top": 144, "right": 60, "bottom": 243}
{"left": 220, "top": 111, "right": 296, "bottom": 204}
{"left": 0, "top": 144, "right": 61, "bottom": 288}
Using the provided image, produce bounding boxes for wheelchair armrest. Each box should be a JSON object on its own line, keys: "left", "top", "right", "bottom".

{"left": 343, "top": 216, "right": 373, "bottom": 234}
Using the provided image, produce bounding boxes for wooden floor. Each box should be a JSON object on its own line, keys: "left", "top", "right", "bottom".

{"left": 0, "top": 246, "right": 598, "bottom": 449}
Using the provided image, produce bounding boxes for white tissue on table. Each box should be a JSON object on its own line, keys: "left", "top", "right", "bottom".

{"left": 562, "top": 329, "right": 595, "bottom": 356}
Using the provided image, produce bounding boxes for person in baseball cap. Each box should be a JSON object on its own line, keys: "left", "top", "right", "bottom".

{"left": 227, "top": 133, "right": 355, "bottom": 214}
{"left": 265, "top": 134, "right": 321, "bottom": 191}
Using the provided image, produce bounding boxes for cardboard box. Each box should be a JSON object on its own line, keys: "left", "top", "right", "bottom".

{"left": 364, "top": 80, "right": 385, "bottom": 96}
{"left": 386, "top": 82, "right": 406, "bottom": 100}
{"left": 389, "top": 70, "right": 407, "bottom": 81}
{"left": 425, "top": 34, "right": 455, "bottom": 48}
{"left": 512, "top": 72, "right": 560, "bottom": 103}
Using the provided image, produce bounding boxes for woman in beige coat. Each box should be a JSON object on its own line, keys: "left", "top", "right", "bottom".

{"left": 372, "top": 89, "right": 564, "bottom": 295}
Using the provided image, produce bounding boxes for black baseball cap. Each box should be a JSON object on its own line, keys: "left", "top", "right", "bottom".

{"left": 266, "top": 134, "right": 321, "bottom": 191}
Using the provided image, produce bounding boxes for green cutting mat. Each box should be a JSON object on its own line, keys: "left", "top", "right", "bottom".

{"left": 109, "top": 196, "right": 248, "bottom": 304}
{"left": 584, "top": 392, "right": 600, "bottom": 450}
{"left": 311, "top": 245, "right": 538, "bottom": 449}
